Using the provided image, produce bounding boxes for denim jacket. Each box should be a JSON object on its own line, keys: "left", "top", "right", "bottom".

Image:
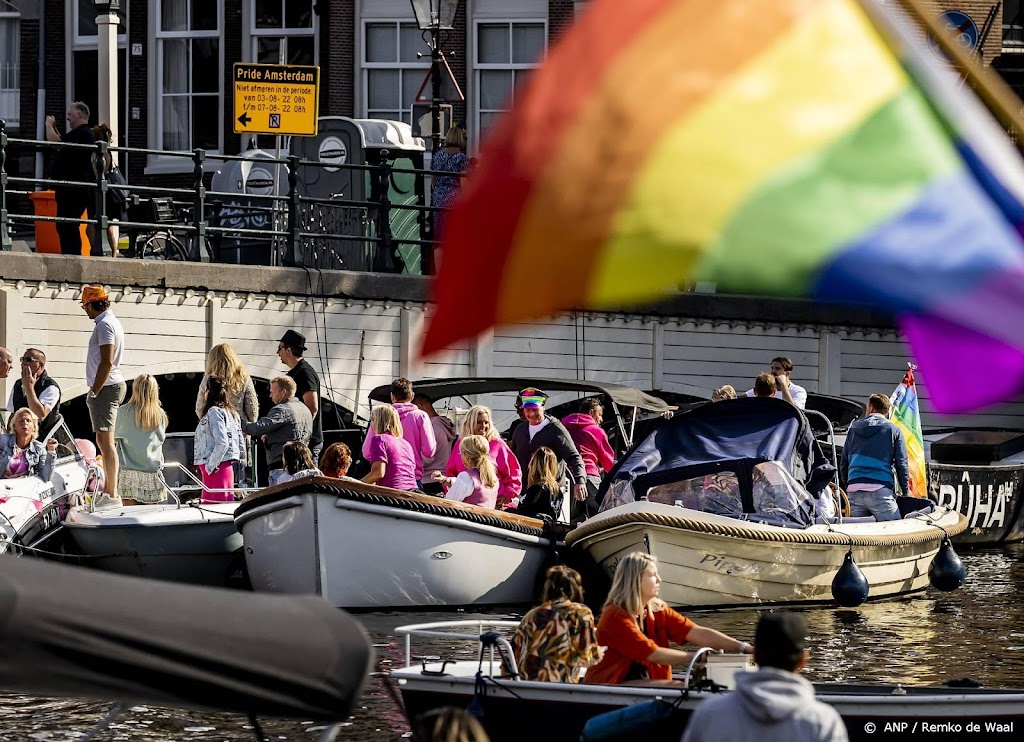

{"left": 194, "top": 406, "right": 243, "bottom": 472}
{"left": 0, "top": 433, "right": 55, "bottom": 483}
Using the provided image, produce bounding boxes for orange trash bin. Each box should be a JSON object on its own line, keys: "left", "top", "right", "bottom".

{"left": 28, "top": 190, "right": 90, "bottom": 255}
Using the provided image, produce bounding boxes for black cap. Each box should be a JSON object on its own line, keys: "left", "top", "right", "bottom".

{"left": 280, "top": 329, "right": 307, "bottom": 353}
{"left": 755, "top": 611, "right": 807, "bottom": 655}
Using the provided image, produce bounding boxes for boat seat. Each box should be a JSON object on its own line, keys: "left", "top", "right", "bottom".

{"left": 839, "top": 515, "right": 877, "bottom": 524}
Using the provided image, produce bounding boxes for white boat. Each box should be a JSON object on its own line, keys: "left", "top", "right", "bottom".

{"left": 62, "top": 464, "right": 250, "bottom": 587}
{"left": 391, "top": 619, "right": 1024, "bottom": 742}
{"left": 235, "top": 476, "right": 562, "bottom": 608}
{"left": 566, "top": 397, "right": 968, "bottom": 608}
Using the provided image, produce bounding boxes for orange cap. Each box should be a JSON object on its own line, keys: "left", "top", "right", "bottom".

{"left": 80, "top": 285, "right": 109, "bottom": 304}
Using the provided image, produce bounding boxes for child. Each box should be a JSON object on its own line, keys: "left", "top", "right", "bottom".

{"left": 434, "top": 435, "right": 499, "bottom": 508}
{"left": 515, "top": 447, "right": 562, "bottom": 520}
{"left": 280, "top": 441, "right": 321, "bottom": 482}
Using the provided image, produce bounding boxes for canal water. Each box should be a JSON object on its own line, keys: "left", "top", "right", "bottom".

{"left": 2, "top": 545, "right": 1023, "bottom": 741}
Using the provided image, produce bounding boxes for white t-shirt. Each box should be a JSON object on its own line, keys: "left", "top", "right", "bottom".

{"left": 745, "top": 381, "right": 807, "bottom": 409}
{"left": 5, "top": 384, "right": 61, "bottom": 414}
{"left": 87, "top": 309, "right": 126, "bottom": 387}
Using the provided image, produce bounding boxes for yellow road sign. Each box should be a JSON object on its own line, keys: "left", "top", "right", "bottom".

{"left": 233, "top": 63, "right": 320, "bottom": 137}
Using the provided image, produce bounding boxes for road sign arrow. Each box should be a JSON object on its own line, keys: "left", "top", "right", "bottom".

{"left": 237, "top": 112, "right": 252, "bottom": 127}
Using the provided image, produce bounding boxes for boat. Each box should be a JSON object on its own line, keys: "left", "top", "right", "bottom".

{"left": 235, "top": 475, "right": 565, "bottom": 608}
{"left": 0, "top": 417, "right": 89, "bottom": 557}
{"left": 390, "top": 619, "right": 1024, "bottom": 742}
{"left": 61, "top": 463, "right": 251, "bottom": 587}
{"left": 566, "top": 396, "right": 967, "bottom": 608}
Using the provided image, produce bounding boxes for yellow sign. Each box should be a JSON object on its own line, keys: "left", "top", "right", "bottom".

{"left": 232, "top": 63, "right": 320, "bottom": 137}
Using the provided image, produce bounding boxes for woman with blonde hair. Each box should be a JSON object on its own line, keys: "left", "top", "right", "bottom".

{"left": 362, "top": 405, "right": 418, "bottom": 491}
{"left": 0, "top": 408, "right": 57, "bottom": 482}
{"left": 114, "top": 374, "right": 169, "bottom": 504}
{"left": 584, "top": 552, "right": 751, "bottom": 685}
{"left": 434, "top": 435, "right": 498, "bottom": 508}
{"left": 444, "top": 405, "right": 521, "bottom": 508}
{"left": 513, "top": 447, "right": 561, "bottom": 520}
{"left": 195, "top": 343, "right": 258, "bottom": 485}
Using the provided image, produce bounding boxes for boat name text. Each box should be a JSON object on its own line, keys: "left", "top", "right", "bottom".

{"left": 933, "top": 470, "right": 1011, "bottom": 530}
{"left": 698, "top": 553, "right": 759, "bottom": 575}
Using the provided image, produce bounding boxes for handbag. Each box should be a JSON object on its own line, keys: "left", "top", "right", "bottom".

{"left": 107, "top": 166, "right": 128, "bottom": 206}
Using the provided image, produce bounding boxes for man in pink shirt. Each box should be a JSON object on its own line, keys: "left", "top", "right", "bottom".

{"left": 362, "top": 378, "right": 436, "bottom": 487}
{"left": 562, "top": 397, "right": 617, "bottom": 517}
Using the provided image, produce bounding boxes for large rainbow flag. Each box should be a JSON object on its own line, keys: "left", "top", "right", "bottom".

{"left": 891, "top": 365, "right": 926, "bottom": 496}
{"left": 422, "top": 0, "right": 1024, "bottom": 415}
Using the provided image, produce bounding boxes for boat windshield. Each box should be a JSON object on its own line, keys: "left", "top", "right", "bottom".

{"left": 648, "top": 471, "right": 742, "bottom": 516}
{"left": 751, "top": 461, "right": 811, "bottom": 520}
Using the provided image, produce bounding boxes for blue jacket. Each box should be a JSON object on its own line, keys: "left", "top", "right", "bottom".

{"left": 840, "top": 414, "right": 909, "bottom": 493}
{"left": 0, "top": 434, "right": 55, "bottom": 483}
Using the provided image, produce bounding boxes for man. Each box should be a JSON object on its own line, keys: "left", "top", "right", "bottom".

{"left": 242, "top": 376, "right": 312, "bottom": 487}
{"left": 561, "top": 397, "right": 616, "bottom": 517}
{"left": 7, "top": 348, "right": 62, "bottom": 437}
{"left": 840, "top": 393, "right": 909, "bottom": 522}
{"left": 746, "top": 357, "right": 807, "bottom": 408}
{"left": 509, "top": 388, "right": 587, "bottom": 521}
{"left": 752, "top": 372, "right": 777, "bottom": 398}
{"left": 277, "top": 330, "right": 323, "bottom": 460}
{"left": 81, "top": 284, "right": 126, "bottom": 506}
{"left": 0, "top": 346, "right": 12, "bottom": 426}
{"left": 362, "top": 378, "right": 436, "bottom": 487}
{"left": 45, "top": 101, "right": 96, "bottom": 256}
{"left": 414, "top": 393, "right": 455, "bottom": 495}
{"left": 683, "top": 612, "right": 848, "bottom": 742}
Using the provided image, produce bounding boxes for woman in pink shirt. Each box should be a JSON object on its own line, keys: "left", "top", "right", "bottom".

{"left": 444, "top": 405, "right": 522, "bottom": 508}
{"left": 434, "top": 435, "right": 499, "bottom": 508}
{"left": 362, "top": 406, "right": 419, "bottom": 491}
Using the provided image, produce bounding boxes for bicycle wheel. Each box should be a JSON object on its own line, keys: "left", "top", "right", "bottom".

{"left": 141, "top": 232, "right": 189, "bottom": 261}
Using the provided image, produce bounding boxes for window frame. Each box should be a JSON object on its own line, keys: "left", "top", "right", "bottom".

{"left": 360, "top": 18, "right": 431, "bottom": 125}
{"left": 0, "top": 5, "right": 18, "bottom": 129}
{"left": 71, "top": 0, "right": 127, "bottom": 49}
{"left": 246, "top": 0, "right": 319, "bottom": 67}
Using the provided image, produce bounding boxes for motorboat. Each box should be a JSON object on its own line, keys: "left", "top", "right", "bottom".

{"left": 62, "top": 464, "right": 253, "bottom": 587}
{"left": 390, "top": 619, "right": 1024, "bottom": 742}
{"left": 0, "top": 417, "right": 89, "bottom": 556}
{"left": 235, "top": 475, "right": 565, "bottom": 608}
{"left": 566, "top": 397, "right": 967, "bottom": 608}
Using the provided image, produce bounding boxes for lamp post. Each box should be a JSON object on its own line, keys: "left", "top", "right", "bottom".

{"left": 409, "top": 0, "right": 460, "bottom": 153}
{"left": 94, "top": 1, "right": 121, "bottom": 164}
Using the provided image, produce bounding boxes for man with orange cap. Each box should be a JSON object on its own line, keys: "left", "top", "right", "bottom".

{"left": 80, "top": 285, "right": 126, "bottom": 507}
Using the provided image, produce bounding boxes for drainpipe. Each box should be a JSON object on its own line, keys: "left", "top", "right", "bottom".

{"left": 34, "top": 0, "right": 45, "bottom": 183}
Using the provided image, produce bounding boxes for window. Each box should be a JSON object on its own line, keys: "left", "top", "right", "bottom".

{"left": 156, "top": 0, "right": 221, "bottom": 152}
{"left": 0, "top": 3, "right": 17, "bottom": 129}
{"left": 250, "top": 0, "right": 316, "bottom": 66}
{"left": 73, "top": 0, "right": 126, "bottom": 45}
{"left": 1006, "top": 1, "right": 1024, "bottom": 48}
{"left": 362, "top": 21, "right": 430, "bottom": 123}
{"left": 474, "top": 21, "right": 545, "bottom": 140}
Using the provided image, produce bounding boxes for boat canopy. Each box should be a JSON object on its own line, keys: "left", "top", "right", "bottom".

{"left": 600, "top": 397, "right": 836, "bottom": 527}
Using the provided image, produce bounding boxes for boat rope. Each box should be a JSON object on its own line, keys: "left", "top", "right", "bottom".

{"left": 565, "top": 511, "right": 968, "bottom": 547}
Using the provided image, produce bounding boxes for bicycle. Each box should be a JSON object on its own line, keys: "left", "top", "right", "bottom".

{"left": 124, "top": 196, "right": 189, "bottom": 261}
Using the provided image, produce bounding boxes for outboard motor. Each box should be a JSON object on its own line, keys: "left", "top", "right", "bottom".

{"left": 928, "top": 536, "right": 966, "bottom": 592}
{"left": 832, "top": 548, "right": 870, "bottom": 607}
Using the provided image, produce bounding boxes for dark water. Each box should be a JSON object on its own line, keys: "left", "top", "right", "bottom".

{"left": 3, "top": 545, "right": 1024, "bottom": 740}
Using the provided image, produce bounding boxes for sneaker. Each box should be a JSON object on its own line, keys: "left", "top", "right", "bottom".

{"left": 93, "top": 493, "right": 123, "bottom": 511}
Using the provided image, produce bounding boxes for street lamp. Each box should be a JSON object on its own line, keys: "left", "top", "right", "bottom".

{"left": 409, "top": 0, "right": 461, "bottom": 153}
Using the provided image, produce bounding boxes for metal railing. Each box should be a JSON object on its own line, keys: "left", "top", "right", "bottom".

{"left": 0, "top": 119, "right": 466, "bottom": 274}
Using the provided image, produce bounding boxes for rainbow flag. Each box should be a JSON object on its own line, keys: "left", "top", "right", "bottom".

{"left": 891, "top": 365, "right": 926, "bottom": 496}
{"left": 422, "top": 0, "right": 1024, "bottom": 415}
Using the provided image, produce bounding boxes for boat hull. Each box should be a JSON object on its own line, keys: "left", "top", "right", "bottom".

{"left": 235, "top": 479, "right": 555, "bottom": 608}
{"left": 567, "top": 502, "right": 966, "bottom": 608}
{"left": 929, "top": 463, "right": 1024, "bottom": 545}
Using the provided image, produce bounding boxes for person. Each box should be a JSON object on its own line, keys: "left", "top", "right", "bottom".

{"left": 583, "top": 552, "right": 751, "bottom": 685}
{"left": 840, "top": 393, "right": 909, "bottom": 522}
{"left": 114, "top": 374, "right": 168, "bottom": 505}
{"left": 0, "top": 347, "right": 11, "bottom": 427}
{"left": 712, "top": 385, "right": 737, "bottom": 402}
{"left": 81, "top": 284, "right": 127, "bottom": 507}
{"left": 362, "top": 378, "right": 436, "bottom": 488}
{"left": 195, "top": 343, "right": 259, "bottom": 485}
{"left": 433, "top": 435, "right": 499, "bottom": 508}
{"left": 682, "top": 612, "right": 848, "bottom": 742}
{"left": 90, "top": 123, "right": 123, "bottom": 257}
{"left": 752, "top": 372, "right": 777, "bottom": 398}
{"left": 278, "top": 330, "right": 323, "bottom": 460}
{"left": 280, "top": 441, "right": 321, "bottom": 481}
{"left": 511, "top": 565, "right": 602, "bottom": 683}
{"left": 320, "top": 442, "right": 357, "bottom": 481}
{"left": 561, "top": 398, "right": 616, "bottom": 516}
{"left": 411, "top": 706, "right": 489, "bottom": 742}
{"left": 362, "top": 405, "right": 419, "bottom": 491}
{"left": 0, "top": 408, "right": 57, "bottom": 482}
{"left": 430, "top": 126, "right": 469, "bottom": 238}
{"left": 509, "top": 388, "right": 587, "bottom": 521}
{"left": 746, "top": 357, "right": 807, "bottom": 409}
{"left": 46, "top": 101, "right": 96, "bottom": 256}
{"left": 514, "top": 447, "right": 561, "bottom": 520}
{"left": 242, "top": 376, "right": 312, "bottom": 487}
{"left": 193, "top": 375, "right": 244, "bottom": 501}
{"left": 7, "top": 348, "right": 62, "bottom": 437}
{"left": 444, "top": 404, "right": 522, "bottom": 508}
{"left": 415, "top": 393, "right": 456, "bottom": 495}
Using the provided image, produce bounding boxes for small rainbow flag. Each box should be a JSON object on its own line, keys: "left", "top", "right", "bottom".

{"left": 422, "top": 0, "right": 1024, "bottom": 415}
{"left": 891, "top": 365, "right": 926, "bottom": 497}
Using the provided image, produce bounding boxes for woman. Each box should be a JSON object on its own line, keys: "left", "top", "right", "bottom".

{"left": 280, "top": 441, "right": 321, "bottom": 481}
{"left": 444, "top": 405, "right": 522, "bottom": 508}
{"left": 194, "top": 343, "right": 259, "bottom": 485}
{"left": 430, "top": 126, "right": 469, "bottom": 237}
{"left": 514, "top": 447, "right": 561, "bottom": 520}
{"left": 90, "top": 123, "right": 124, "bottom": 257}
{"left": 512, "top": 565, "right": 602, "bottom": 683}
{"left": 363, "top": 406, "right": 418, "bottom": 491}
{"left": 0, "top": 408, "right": 57, "bottom": 482}
{"left": 712, "top": 385, "right": 737, "bottom": 402}
{"left": 433, "top": 435, "right": 499, "bottom": 508}
{"left": 320, "top": 442, "right": 357, "bottom": 480}
{"left": 584, "top": 552, "right": 752, "bottom": 685}
{"left": 114, "top": 374, "right": 168, "bottom": 504}
{"left": 193, "top": 375, "right": 244, "bottom": 501}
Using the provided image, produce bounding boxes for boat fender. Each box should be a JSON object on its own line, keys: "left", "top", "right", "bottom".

{"left": 928, "top": 537, "right": 966, "bottom": 592}
{"left": 831, "top": 548, "right": 869, "bottom": 607}
{"left": 580, "top": 699, "right": 678, "bottom": 742}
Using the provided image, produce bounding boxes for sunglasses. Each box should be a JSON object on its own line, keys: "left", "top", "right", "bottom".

{"left": 20, "top": 357, "right": 39, "bottom": 364}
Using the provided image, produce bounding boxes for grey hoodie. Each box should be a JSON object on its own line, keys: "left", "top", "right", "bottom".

{"left": 422, "top": 415, "right": 457, "bottom": 479}
{"left": 682, "top": 667, "right": 848, "bottom": 742}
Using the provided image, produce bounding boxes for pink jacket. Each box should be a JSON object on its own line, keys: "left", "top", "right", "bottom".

{"left": 561, "top": 413, "right": 616, "bottom": 478}
{"left": 362, "top": 402, "right": 437, "bottom": 480}
{"left": 445, "top": 437, "right": 522, "bottom": 508}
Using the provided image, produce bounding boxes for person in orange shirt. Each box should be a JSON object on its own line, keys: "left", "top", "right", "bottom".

{"left": 584, "top": 552, "right": 752, "bottom": 685}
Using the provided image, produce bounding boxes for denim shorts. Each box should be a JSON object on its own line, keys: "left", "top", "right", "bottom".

{"left": 847, "top": 487, "right": 901, "bottom": 521}
{"left": 87, "top": 381, "right": 127, "bottom": 432}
